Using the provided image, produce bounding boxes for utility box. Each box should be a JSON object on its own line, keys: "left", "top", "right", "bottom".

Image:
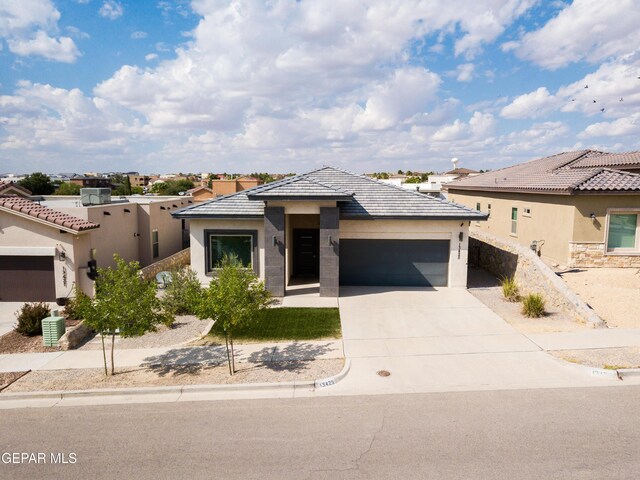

{"left": 42, "top": 315, "right": 66, "bottom": 347}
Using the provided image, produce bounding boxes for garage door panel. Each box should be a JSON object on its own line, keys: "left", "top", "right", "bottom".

{"left": 0, "top": 256, "right": 56, "bottom": 302}
{"left": 339, "top": 239, "right": 449, "bottom": 287}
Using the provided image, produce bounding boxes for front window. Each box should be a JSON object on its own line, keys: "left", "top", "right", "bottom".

{"left": 511, "top": 207, "right": 518, "bottom": 235}
{"left": 208, "top": 234, "right": 253, "bottom": 271}
{"left": 607, "top": 213, "right": 638, "bottom": 251}
{"left": 152, "top": 230, "right": 159, "bottom": 258}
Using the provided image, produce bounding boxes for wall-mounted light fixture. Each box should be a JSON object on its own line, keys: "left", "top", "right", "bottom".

{"left": 272, "top": 236, "right": 277, "bottom": 246}
{"left": 133, "top": 233, "right": 140, "bottom": 237}
{"left": 458, "top": 232, "right": 464, "bottom": 242}
{"left": 58, "top": 250, "right": 66, "bottom": 261}
{"left": 589, "top": 213, "right": 596, "bottom": 222}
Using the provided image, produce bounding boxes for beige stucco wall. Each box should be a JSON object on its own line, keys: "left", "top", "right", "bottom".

{"left": 138, "top": 199, "right": 187, "bottom": 267}
{"left": 339, "top": 219, "right": 470, "bottom": 287}
{"left": 449, "top": 191, "right": 575, "bottom": 265}
{"left": 189, "top": 218, "right": 265, "bottom": 285}
{"left": 571, "top": 195, "right": 640, "bottom": 242}
{"left": 0, "top": 211, "right": 94, "bottom": 298}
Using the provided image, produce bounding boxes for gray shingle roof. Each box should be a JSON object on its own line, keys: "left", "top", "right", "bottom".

{"left": 246, "top": 176, "right": 354, "bottom": 200}
{"left": 447, "top": 150, "right": 640, "bottom": 194}
{"left": 173, "top": 166, "right": 485, "bottom": 220}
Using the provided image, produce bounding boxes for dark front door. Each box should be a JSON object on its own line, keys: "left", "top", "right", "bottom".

{"left": 293, "top": 229, "right": 319, "bottom": 276}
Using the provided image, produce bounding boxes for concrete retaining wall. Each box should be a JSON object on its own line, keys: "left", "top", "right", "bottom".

{"left": 470, "top": 230, "right": 605, "bottom": 327}
{"left": 139, "top": 248, "right": 190, "bottom": 281}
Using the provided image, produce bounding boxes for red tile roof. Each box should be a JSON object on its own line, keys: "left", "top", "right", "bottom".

{"left": 0, "top": 195, "right": 99, "bottom": 232}
{"left": 0, "top": 181, "right": 31, "bottom": 196}
{"left": 447, "top": 150, "right": 640, "bottom": 194}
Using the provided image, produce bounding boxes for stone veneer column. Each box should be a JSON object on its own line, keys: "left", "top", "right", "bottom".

{"left": 264, "top": 206, "right": 285, "bottom": 297}
{"left": 319, "top": 207, "right": 340, "bottom": 297}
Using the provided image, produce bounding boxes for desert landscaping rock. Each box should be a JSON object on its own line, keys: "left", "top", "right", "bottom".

{"left": 551, "top": 347, "right": 640, "bottom": 370}
{"left": 1, "top": 358, "right": 344, "bottom": 392}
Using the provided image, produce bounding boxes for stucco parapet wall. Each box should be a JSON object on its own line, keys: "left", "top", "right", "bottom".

{"left": 568, "top": 242, "right": 640, "bottom": 268}
{"left": 470, "top": 229, "right": 605, "bottom": 328}
{"left": 139, "top": 248, "right": 191, "bottom": 280}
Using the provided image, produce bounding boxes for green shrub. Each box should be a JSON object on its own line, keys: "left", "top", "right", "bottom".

{"left": 522, "top": 293, "right": 546, "bottom": 318}
{"left": 501, "top": 276, "right": 520, "bottom": 302}
{"left": 15, "top": 302, "right": 51, "bottom": 336}
{"left": 161, "top": 267, "right": 202, "bottom": 317}
{"left": 63, "top": 288, "right": 90, "bottom": 320}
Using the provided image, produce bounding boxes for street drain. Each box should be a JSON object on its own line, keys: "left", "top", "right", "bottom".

{"left": 377, "top": 370, "right": 391, "bottom": 377}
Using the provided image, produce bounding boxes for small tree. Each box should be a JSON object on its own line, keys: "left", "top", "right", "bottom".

{"left": 78, "top": 255, "right": 171, "bottom": 376}
{"left": 54, "top": 182, "right": 82, "bottom": 195}
{"left": 19, "top": 172, "right": 55, "bottom": 195}
{"left": 196, "top": 255, "right": 271, "bottom": 375}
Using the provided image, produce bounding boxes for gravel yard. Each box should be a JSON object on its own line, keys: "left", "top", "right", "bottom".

{"left": 556, "top": 268, "right": 640, "bottom": 328}
{"left": 550, "top": 347, "right": 640, "bottom": 369}
{"left": 467, "top": 268, "right": 589, "bottom": 334}
{"left": 2, "top": 358, "right": 344, "bottom": 392}
{"left": 79, "top": 315, "right": 212, "bottom": 350}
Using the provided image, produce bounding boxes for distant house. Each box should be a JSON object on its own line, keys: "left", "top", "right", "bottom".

{"left": 129, "top": 175, "right": 152, "bottom": 189}
{"left": 0, "top": 181, "right": 31, "bottom": 198}
{"left": 173, "top": 166, "right": 485, "bottom": 297}
{"left": 0, "top": 194, "right": 191, "bottom": 302}
{"left": 187, "top": 186, "right": 215, "bottom": 202}
{"left": 446, "top": 150, "right": 640, "bottom": 268}
{"left": 69, "top": 176, "right": 112, "bottom": 189}
{"left": 210, "top": 176, "right": 263, "bottom": 197}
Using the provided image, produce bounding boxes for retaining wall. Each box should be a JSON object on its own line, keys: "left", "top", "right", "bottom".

{"left": 470, "top": 230, "right": 605, "bottom": 327}
{"left": 139, "top": 248, "right": 191, "bottom": 281}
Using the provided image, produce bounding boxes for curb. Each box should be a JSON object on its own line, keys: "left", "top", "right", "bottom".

{"left": 617, "top": 368, "right": 640, "bottom": 379}
{"left": 0, "top": 358, "right": 349, "bottom": 404}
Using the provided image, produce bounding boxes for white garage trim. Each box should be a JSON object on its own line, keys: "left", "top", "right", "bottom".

{"left": 0, "top": 247, "right": 56, "bottom": 256}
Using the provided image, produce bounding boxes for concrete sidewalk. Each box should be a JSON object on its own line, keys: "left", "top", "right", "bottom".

{"left": 526, "top": 329, "right": 640, "bottom": 351}
{"left": 0, "top": 340, "right": 344, "bottom": 373}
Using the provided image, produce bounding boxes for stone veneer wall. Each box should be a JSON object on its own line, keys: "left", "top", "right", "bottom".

{"left": 139, "top": 248, "right": 191, "bottom": 280}
{"left": 569, "top": 242, "right": 640, "bottom": 268}
{"left": 470, "top": 230, "right": 605, "bottom": 327}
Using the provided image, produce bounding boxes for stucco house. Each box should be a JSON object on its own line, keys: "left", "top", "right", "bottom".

{"left": 446, "top": 150, "right": 640, "bottom": 268}
{"left": 172, "top": 166, "right": 486, "bottom": 297}
{"left": 0, "top": 194, "right": 190, "bottom": 302}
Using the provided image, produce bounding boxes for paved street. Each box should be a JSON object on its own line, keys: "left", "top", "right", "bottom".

{"left": 1, "top": 386, "right": 639, "bottom": 479}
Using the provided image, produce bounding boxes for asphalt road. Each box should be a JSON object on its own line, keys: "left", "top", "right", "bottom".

{"left": 1, "top": 386, "right": 640, "bottom": 479}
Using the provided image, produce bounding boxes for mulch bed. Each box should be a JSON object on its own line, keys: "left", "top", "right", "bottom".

{"left": 0, "top": 319, "right": 78, "bottom": 354}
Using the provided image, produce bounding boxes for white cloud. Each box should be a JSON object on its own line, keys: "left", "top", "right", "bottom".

{"left": 145, "top": 53, "right": 158, "bottom": 61}
{"left": 500, "top": 87, "right": 559, "bottom": 119}
{"left": 131, "top": 31, "right": 147, "bottom": 40}
{"left": 508, "top": 0, "right": 640, "bottom": 69}
{"left": 99, "top": 1, "right": 123, "bottom": 20}
{"left": 0, "top": 0, "right": 80, "bottom": 62}
{"left": 431, "top": 112, "right": 495, "bottom": 142}
{"left": 456, "top": 63, "right": 475, "bottom": 82}
{"left": 580, "top": 113, "right": 640, "bottom": 138}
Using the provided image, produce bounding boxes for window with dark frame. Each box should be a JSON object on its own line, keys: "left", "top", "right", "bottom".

{"left": 152, "top": 229, "right": 159, "bottom": 258}
{"left": 205, "top": 230, "right": 258, "bottom": 274}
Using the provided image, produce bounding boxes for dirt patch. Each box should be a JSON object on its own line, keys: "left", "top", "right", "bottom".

{"left": 1, "top": 359, "right": 344, "bottom": 393}
{"left": 468, "top": 268, "right": 590, "bottom": 334}
{"left": 550, "top": 347, "right": 640, "bottom": 369}
{"left": 557, "top": 268, "right": 640, "bottom": 328}
{"left": 0, "top": 330, "right": 60, "bottom": 354}
{"left": 0, "top": 371, "right": 30, "bottom": 391}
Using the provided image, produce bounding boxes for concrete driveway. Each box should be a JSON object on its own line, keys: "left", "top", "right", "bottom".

{"left": 0, "top": 302, "right": 58, "bottom": 336}
{"left": 317, "top": 286, "right": 627, "bottom": 396}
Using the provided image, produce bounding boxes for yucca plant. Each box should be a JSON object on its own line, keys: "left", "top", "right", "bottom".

{"left": 522, "top": 293, "right": 546, "bottom": 318}
{"left": 501, "top": 276, "right": 520, "bottom": 302}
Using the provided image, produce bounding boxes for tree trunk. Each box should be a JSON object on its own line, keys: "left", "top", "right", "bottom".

{"left": 110, "top": 332, "right": 116, "bottom": 376}
{"left": 230, "top": 335, "right": 235, "bottom": 374}
{"left": 224, "top": 330, "right": 233, "bottom": 376}
{"left": 100, "top": 333, "right": 108, "bottom": 376}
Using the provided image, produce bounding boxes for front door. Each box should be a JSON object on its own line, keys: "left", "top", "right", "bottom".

{"left": 293, "top": 229, "right": 319, "bottom": 276}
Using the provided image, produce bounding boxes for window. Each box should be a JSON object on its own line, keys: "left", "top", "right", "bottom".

{"left": 607, "top": 213, "right": 638, "bottom": 251}
{"left": 487, "top": 204, "right": 491, "bottom": 217}
{"left": 476, "top": 202, "right": 481, "bottom": 211}
{"left": 205, "top": 230, "right": 258, "bottom": 274}
{"left": 152, "top": 230, "right": 159, "bottom": 258}
{"left": 523, "top": 207, "right": 532, "bottom": 217}
{"left": 511, "top": 207, "right": 518, "bottom": 235}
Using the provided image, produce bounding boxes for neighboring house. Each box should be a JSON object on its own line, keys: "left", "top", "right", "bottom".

{"left": 446, "top": 150, "right": 640, "bottom": 268}
{"left": 172, "top": 166, "right": 485, "bottom": 297}
{"left": 210, "top": 176, "right": 263, "bottom": 197}
{"left": 0, "top": 194, "right": 192, "bottom": 302}
{"left": 0, "top": 181, "right": 31, "bottom": 198}
{"left": 129, "top": 175, "right": 152, "bottom": 189}
{"left": 188, "top": 186, "right": 215, "bottom": 202}
{"left": 70, "top": 176, "right": 112, "bottom": 189}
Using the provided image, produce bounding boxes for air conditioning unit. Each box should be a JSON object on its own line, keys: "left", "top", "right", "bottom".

{"left": 81, "top": 188, "right": 112, "bottom": 206}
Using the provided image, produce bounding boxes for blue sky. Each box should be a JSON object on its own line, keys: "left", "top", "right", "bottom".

{"left": 1, "top": 0, "right": 639, "bottom": 175}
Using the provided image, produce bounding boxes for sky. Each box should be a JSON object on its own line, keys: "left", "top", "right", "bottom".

{"left": 1, "top": 0, "right": 640, "bottom": 175}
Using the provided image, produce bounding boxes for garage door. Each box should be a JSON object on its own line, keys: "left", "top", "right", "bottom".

{"left": 0, "top": 256, "right": 56, "bottom": 302}
{"left": 339, "top": 239, "right": 450, "bottom": 287}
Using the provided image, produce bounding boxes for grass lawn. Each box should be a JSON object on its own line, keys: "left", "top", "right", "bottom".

{"left": 208, "top": 307, "right": 342, "bottom": 343}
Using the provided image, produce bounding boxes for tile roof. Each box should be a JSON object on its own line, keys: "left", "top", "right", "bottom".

{"left": 447, "top": 150, "right": 640, "bottom": 194}
{"left": 0, "top": 195, "right": 100, "bottom": 232}
{"left": 0, "top": 181, "right": 31, "bottom": 196}
{"left": 173, "top": 166, "right": 485, "bottom": 220}
{"left": 246, "top": 176, "right": 354, "bottom": 200}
